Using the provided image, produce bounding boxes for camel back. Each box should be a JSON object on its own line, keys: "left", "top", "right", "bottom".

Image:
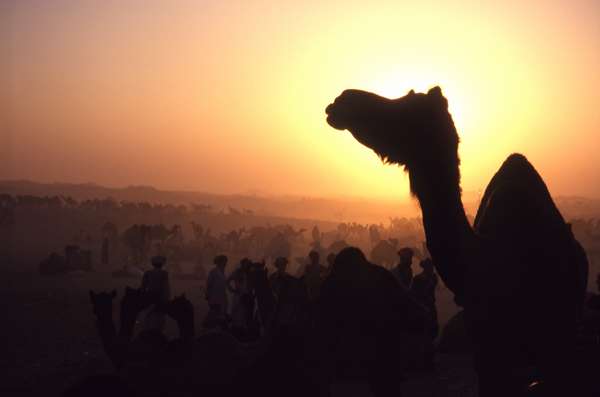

{"left": 474, "top": 153, "right": 571, "bottom": 261}
{"left": 474, "top": 153, "right": 565, "bottom": 232}
{"left": 474, "top": 153, "right": 587, "bottom": 313}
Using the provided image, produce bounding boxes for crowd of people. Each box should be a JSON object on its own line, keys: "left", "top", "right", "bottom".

{"left": 135, "top": 246, "right": 439, "bottom": 352}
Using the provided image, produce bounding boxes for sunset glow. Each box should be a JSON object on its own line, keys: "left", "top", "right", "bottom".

{"left": 3, "top": 0, "right": 599, "bottom": 200}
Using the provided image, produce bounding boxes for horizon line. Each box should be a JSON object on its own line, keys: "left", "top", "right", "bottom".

{"left": 1, "top": 178, "right": 599, "bottom": 203}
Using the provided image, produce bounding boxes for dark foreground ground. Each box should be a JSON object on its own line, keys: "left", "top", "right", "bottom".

{"left": 0, "top": 271, "right": 476, "bottom": 397}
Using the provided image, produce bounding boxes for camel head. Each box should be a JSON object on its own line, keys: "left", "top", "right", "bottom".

{"left": 165, "top": 294, "right": 194, "bottom": 323}
{"left": 325, "top": 86, "right": 458, "bottom": 168}
{"left": 165, "top": 294, "right": 195, "bottom": 340}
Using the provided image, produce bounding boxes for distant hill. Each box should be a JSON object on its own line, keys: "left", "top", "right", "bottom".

{"left": 0, "top": 180, "right": 421, "bottom": 223}
{"left": 1, "top": 180, "right": 598, "bottom": 223}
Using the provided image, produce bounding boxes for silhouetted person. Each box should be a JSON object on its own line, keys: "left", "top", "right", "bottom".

{"left": 391, "top": 247, "right": 414, "bottom": 289}
{"left": 411, "top": 258, "right": 438, "bottom": 327}
{"left": 204, "top": 254, "right": 228, "bottom": 329}
{"left": 266, "top": 257, "right": 308, "bottom": 334}
{"left": 587, "top": 273, "right": 600, "bottom": 310}
{"left": 301, "top": 250, "right": 326, "bottom": 302}
{"left": 325, "top": 252, "right": 336, "bottom": 277}
{"left": 228, "top": 258, "right": 255, "bottom": 337}
{"left": 269, "top": 256, "right": 292, "bottom": 298}
{"left": 411, "top": 258, "right": 439, "bottom": 370}
{"left": 140, "top": 255, "right": 170, "bottom": 331}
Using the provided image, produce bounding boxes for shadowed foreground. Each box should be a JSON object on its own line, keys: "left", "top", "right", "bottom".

{"left": 2, "top": 270, "right": 474, "bottom": 396}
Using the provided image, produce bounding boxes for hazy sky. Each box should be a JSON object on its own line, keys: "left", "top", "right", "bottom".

{"left": 2, "top": 0, "right": 599, "bottom": 200}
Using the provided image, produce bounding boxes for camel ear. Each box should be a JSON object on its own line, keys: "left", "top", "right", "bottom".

{"left": 427, "top": 86, "right": 442, "bottom": 97}
{"left": 427, "top": 86, "right": 447, "bottom": 109}
{"left": 408, "top": 89, "right": 415, "bottom": 95}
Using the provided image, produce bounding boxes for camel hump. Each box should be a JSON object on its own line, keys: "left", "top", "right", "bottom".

{"left": 474, "top": 152, "right": 567, "bottom": 240}
{"left": 474, "top": 153, "right": 588, "bottom": 323}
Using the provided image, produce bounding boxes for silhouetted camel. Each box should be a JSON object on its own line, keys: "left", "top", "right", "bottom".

{"left": 314, "top": 247, "right": 432, "bottom": 396}
{"left": 90, "top": 287, "right": 245, "bottom": 394}
{"left": 89, "top": 287, "right": 167, "bottom": 369}
{"left": 326, "top": 87, "right": 589, "bottom": 396}
{"left": 369, "top": 238, "right": 399, "bottom": 267}
{"left": 90, "top": 266, "right": 320, "bottom": 396}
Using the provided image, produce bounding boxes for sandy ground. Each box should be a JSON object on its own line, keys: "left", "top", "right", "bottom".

{"left": 0, "top": 270, "right": 476, "bottom": 397}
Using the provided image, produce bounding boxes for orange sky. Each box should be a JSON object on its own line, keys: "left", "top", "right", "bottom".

{"left": 2, "top": 0, "right": 599, "bottom": 200}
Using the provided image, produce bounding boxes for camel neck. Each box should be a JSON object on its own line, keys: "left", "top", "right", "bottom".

{"left": 177, "top": 317, "right": 195, "bottom": 341}
{"left": 95, "top": 313, "right": 121, "bottom": 367}
{"left": 408, "top": 155, "right": 474, "bottom": 301}
{"left": 96, "top": 313, "right": 116, "bottom": 333}
{"left": 119, "top": 308, "right": 137, "bottom": 341}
